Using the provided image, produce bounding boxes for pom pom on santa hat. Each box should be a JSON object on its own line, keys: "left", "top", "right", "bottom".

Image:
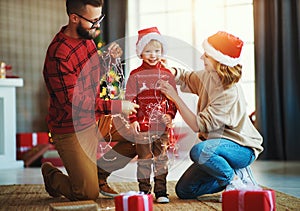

{"left": 202, "top": 31, "right": 244, "bottom": 67}
{"left": 136, "top": 27, "right": 167, "bottom": 58}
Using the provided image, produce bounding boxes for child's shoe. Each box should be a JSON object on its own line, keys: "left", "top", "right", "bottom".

{"left": 155, "top": 192, "right": 169, "bottom": 203}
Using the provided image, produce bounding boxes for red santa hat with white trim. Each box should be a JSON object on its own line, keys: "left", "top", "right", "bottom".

{"left": 136, "top": 27, "right": 167, "bottom": 58}
{"left": 202, "top": 31, "right": 244, "bottom": 67}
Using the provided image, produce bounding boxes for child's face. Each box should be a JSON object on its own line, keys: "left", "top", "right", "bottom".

{"left": 201, "top": 53, "right": 218, "bottom": 72}
{"left": 141, "top": 40, "right": 162, "bottom": 66}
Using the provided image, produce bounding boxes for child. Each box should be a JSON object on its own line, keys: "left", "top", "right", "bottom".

{"left": 159, "top": 31, "right": 263, "bottom": 199}
{"left": 125, "top": 27, "right": 177, "bottom": 203}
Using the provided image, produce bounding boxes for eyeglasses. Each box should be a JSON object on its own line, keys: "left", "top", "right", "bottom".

{"left": 75, "top": 13, "right": 105, "bottom": 29}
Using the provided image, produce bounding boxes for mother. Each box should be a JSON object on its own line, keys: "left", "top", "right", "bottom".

{"left": 159, "top": 31, "right": 263, "bottom": 199}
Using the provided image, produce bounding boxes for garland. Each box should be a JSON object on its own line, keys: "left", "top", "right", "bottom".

{"left": 99, "top": 53, "right": 124, "bottom": 100}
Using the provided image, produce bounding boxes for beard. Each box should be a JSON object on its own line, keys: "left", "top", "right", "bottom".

{"left": 76, "top": 22, "right": 97, "bottom": 40}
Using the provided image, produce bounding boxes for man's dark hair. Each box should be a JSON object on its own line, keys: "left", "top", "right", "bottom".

{"left": 66, "top": 0, "right": 104, "bottom": 15}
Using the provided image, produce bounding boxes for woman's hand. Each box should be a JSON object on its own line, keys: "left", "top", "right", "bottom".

{"left": 159, "top": 80, "right": 199, "bottom": 132}
{"left": 160, "top": 57, "right": 168, "bottom": 68}
{"left": 158, "top": 79, "right": 178, "bottom": 102}
{"left": 160, "top": 58, "right": 176, "bottom": 75}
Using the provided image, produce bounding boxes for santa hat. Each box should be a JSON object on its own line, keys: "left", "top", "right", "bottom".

{"left": 136, "top": 27, "right": 167, "bottom": 58}
{"left": 202, "top": 31, "right": 244, "bottom": 67}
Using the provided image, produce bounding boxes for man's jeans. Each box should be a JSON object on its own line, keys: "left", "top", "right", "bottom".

{"left": 175, "top": 138, "right": 255, "bottom": 199}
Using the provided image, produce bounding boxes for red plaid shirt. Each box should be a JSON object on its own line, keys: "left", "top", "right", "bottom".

{"left": 125, "top": 61, "right": 177, "bottom": 132}
{"left": 43, "top": 26, "right": 121, "bottom": 134}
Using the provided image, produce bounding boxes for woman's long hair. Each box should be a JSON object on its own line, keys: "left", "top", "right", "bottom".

{"left": 215, "top": 63, "right": 242, "bottom": 89}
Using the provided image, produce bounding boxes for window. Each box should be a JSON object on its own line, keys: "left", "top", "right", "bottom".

{"left": 126, "top": 0, "right": 255, "bottom": 124}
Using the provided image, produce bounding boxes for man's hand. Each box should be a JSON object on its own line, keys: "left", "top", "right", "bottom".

{"left": 121, "top": 100, "right": 139, "bottom": 116}
{"left": 108, "top": 42, "right": 123, "bottom": 58}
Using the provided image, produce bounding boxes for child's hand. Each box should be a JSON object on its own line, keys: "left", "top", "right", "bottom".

{"left": 161, "top": 114, "right": 172, "bottom": 127}
{"left": 130, "top": 121, "right": 140, "bottom": 134}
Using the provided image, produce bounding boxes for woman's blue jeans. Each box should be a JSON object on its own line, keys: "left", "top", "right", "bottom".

{"left": 175, "top": 138, "right": 255, "bottom": 199}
